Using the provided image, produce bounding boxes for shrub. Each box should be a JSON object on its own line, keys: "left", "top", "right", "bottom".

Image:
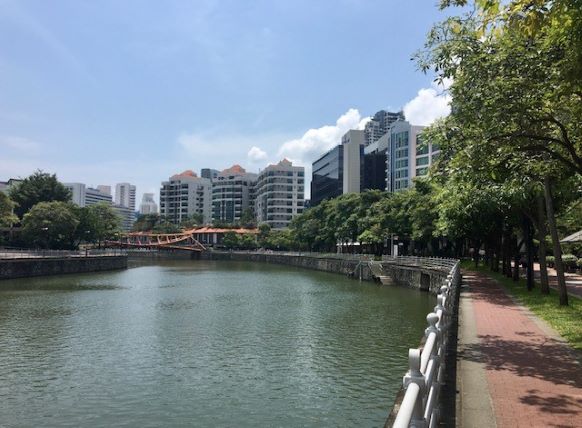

{"left": 562, "top": 254, "right": 578, "bottom": 269}
{"left": 546, "top": 255, "right": 555, "bottom": 267}
{"left": 576, "top": 258, "right": 582, "bottom": 268}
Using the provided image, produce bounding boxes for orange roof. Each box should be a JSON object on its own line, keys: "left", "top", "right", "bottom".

{"left": 221, "top": 164, "right": 246, "bottom": 175}
{"left": 171, "top": 169, "right": 198, "bottom": 179}
{"left": 187, "top": 227, "right": 259, "bottom": 234}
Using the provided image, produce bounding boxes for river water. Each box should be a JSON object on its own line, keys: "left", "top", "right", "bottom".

{"left": 0, "top": 260, "right": 433, "bottom": 427}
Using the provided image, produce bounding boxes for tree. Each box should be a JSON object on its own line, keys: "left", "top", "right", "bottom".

{"left": 0, "top": 192, "right": 17, "bottom": 227}
{"left": 239, "top": 233, "right": 257, "bottom": 250}
{"left": 84, "top": 203, "right": 121, "bottom": 247}
{"left": 239, "top": 208, "right": 256, "bottom": 229}
{"left": 222, "top": 231, "right": 240, "bottom": 249}
{"left": 22, "top": 201, "right": 79, "bottom": 249}
{"left": 133, "top": 214, "right": 161, "bottom": 232}
{"left": 180, "top": 213, "right": 204, "bottom": 229}
{"left": 9, "top": 171, "right": 71, "bottom": 218}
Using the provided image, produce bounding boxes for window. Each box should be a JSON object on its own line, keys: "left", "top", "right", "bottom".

{"left": 416, "top": 156, "right": 429, "bottom": 166}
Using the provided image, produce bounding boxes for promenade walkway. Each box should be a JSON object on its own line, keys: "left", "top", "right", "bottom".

{"left": 457, "top": 270, "right": 582, "bottom": 428}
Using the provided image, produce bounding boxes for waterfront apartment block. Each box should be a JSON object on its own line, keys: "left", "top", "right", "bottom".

{"left": 115, "top": 182, "right": 136, "bottom": 211}
{"left": 386, "top": 120, "right": 439, "bottom": 192}
{"left": 255, "top": 159, "right": 305, "bottom": 229}
{"left": 311, "top": 145, "right": 343, "bottom": 207}
{"left": 211, "top": 165, "right": 257, "bottom": 223}
{"left": 139, "top": 193, "right": 158, "bottom": 215}
{"left": 160, "top": 170, "right": 212, "bottom": 224}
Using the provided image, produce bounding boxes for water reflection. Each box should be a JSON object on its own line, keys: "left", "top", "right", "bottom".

{"left": 0, "top": 260, "right": 433, "bottom": 427}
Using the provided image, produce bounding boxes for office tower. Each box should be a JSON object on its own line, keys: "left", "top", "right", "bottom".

{"left": 363, "top": 133, "right": 390, "bottom": 191}
{"left": 139, "top": 193, "right": 158, "bottom": 215}
{"left": 159, "top": 170, "right": 212, "bottom": 224}
{"left": 342, "top": 130, "right": 366, "bottom": 194}
{"left": 211, "top": 165, "right": 257, "bottom": 224}
{"left": 311, "top": 145, "right": 344, "bottom": 207}
{"left": 255, "top": 159, "right": 305, "bottom": 229}
{"left": 115, "top": 183, "right": 136, "bottom": 211}
{"left": 386, "top": 120, "right": 439, "bottom": 192}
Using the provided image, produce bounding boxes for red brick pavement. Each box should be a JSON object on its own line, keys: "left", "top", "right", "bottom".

{"left": 462, "top": 271, "right": 582, "bottom": 428}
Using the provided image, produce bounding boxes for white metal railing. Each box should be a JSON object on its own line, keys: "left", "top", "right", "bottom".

{"left": 391, "top": 259, "right": 461, "bottom": 428}
{"left": 0, "top": 247, "right": 127, "bottom": 259}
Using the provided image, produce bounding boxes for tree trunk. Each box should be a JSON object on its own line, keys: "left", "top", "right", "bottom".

{"left": 512, "top": 235, "right": 520, "bottom": 281}
{"left": 523, "top": 214, "right": 534, "bottom": 291}
{"left": 544, "top": 177, "right": 568, "bottom": 306}
{"left": 537, "top": 195, "right": 550, "bottom": 294}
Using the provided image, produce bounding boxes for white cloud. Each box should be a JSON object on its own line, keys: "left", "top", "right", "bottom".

{"left": 247, "top": 146, "right": 268, "bottom": 163}
{"left": 0, "top": 135, "right": 41, "bottom": 154}
{"left": 403, "top": 80, "right": 452, "bottom": 126}
{"left": 277, "top": 108, "right": 370, "bottom": 165}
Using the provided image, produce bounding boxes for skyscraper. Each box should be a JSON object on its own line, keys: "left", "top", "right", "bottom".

{"left": 115, "top": 183, "right": 136, "bottom": 211}
{"left": 364, "top": 110, "right": 405, "bottom": 146}
{"left": 139, "top": 193, "right": 158, "bottom": 215}
{"left": 311, "top": 145, "right": 343, "bottom": 206}
{"left": 342, "top": 129, "right": 366, "bottom": 194}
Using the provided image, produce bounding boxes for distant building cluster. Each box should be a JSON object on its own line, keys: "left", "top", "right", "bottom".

{"left": 160, "top": 159, "right": 305, "bottom": 230}
{"left": 310, "top": 111, "right": 440, "bottom": 206}
{"left": 63, "top": 182, "right": 140, "bottom": 231}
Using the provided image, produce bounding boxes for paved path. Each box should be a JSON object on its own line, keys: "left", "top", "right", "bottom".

{"left": 457, "top": 270, "right": 582, "bottom": 428}
{"left": 533, "top": 263, "right": 582, "bottom": 299}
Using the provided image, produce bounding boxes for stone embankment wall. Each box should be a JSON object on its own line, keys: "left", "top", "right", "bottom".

{"left": 198, "top": 252, "right": 449, "bottom": 295}
{"left": 0, "top": 256, "right": 127, "bottom": 280}
{"left": 200, "top": 251, "right": 376, "bottom": 280}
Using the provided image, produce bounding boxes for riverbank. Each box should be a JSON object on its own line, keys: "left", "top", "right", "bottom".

{"left": 0, "top": 255, "right": 127, "bottom": 280}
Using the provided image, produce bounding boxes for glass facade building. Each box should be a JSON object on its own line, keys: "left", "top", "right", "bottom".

{"left": 310, "top": 145, "right": 344, "bottom": 207}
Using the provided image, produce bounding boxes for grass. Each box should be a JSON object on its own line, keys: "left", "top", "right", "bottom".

{"left": 461, "top": 260, "right": 582, "bottom": 351}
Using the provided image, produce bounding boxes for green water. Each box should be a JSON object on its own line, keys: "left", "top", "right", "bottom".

{"left": 0, "top": 260, "right": 433, "bottom": 427}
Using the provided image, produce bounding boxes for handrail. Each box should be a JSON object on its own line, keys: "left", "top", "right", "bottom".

{"left": 391, "top": 258, "right": 461, "bottom": 428}
{"left": 0, "top": 247, "right": 127, "bottom": 259}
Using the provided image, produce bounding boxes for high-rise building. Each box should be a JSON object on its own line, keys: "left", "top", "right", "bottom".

{"left": 311, "top": 145, "right": 344, "bottom": 207}
{"left": 64, "top": 183, "right": 113, "bottom": 207}
{"left": 255, "top": 159, "right": 305, "bottom": 229}
{"left": 201, "top": 168, "right": 220, "bottom": 180}
{"left": 363, "top": 133, "right": 390, "bottom": 191}
{"left": 159, "top": 170, "right": 212, "bottom": 224}
{"left": 364, "top": 110, "right": 405, "bottom": 146}
{"left": 139, "top": 193, "right": 158, "bottom": 215}
{"left": 342, "top": 130, "right": 366, "bottom": 194}
{"left": 115, "top": 183, "right": 136, "bottom": 211}
{"left": 211, "top": 165, "right": 257, "bottom": 223}
{"left": 112, "top": 204, "right": 135, "bottom": 232}
{"left": 386, "top": 120, "right": 439, "bottom": 192}
{"left": 97, "top": 185, "right": 111, "bottom": 196}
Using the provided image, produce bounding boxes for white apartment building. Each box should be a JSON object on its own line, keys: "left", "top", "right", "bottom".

{"left": 255, "top": 159, "right": 305, "bottom": 229}
{"left": 342, "top": 130, "right": 365, "bottom": 194}
{"left": 159, "top": 170, "right": 212, "bottom": 224}
{"left": 386, "top": 120, "right": 440, "bottom": 192}
{"left": 115, "top": 183, "right": 136, "bottom": 211}
{"left": 139, "top": 193, "right": 158, "bottom": 215}
{"left": 211, "top": 165, "right": 257, "bottom": 223}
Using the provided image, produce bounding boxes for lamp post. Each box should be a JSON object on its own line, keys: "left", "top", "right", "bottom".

{"left": 41, "top": 227, "right": 49, "bottom": 252}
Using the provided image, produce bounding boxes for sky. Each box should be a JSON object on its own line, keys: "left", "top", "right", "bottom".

{"left": 0, "top": 0, "right": 453, "bottom": 203}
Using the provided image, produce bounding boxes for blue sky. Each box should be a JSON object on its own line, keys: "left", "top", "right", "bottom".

{"left": 0, "top": 0, "right": 453, "bottom": 202}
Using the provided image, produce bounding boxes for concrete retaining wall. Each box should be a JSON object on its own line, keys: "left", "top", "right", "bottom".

{"left": 381, "top": 264, "right": 449, "bottom": 294}
{"left": 0, "top": 256, "right": 128, "bottom": 280}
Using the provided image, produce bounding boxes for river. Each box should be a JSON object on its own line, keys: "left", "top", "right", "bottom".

{"left": 0, "top": 260, "right": 433, "bottom": 427}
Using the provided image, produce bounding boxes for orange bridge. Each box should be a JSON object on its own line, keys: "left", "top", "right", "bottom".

{"left": 106, "top": 227, "right": 259, "bottom": 252}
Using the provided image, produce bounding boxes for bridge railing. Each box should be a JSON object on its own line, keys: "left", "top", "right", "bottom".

{"left": 0, "top": 247, "right": 127, "bottom": 259}
{"left": 390, "top": 258, "right": 461, "bottom": 428}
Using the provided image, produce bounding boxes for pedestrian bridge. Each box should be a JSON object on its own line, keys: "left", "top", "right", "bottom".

{"left": 106, "top": 229, "right": 207, "bottom": 252}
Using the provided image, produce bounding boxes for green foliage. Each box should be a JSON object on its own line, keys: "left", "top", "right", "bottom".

{"left": 222, "top": 231, "right": 240, "bottom": 249}
{"left": 561, "top": 254, "right": 578, "bottom": 268}
{"left": 180, "top": 213, "right": 204, "bottom": 229}
{"left": 239, "top": 208, "right": 256, "bottom": 229}
{"left": 133, "top": 214, "right": 162, "bottom": 232}
{"left": 239, "top": 233, "right": 257, "bottom": 250}
{"left": 77, "top": 203, "right": 121, "bottom": 246}
{"left": 22, "top": 201, "right": 80, "bottom": 249}
{"left": 152, "top": 221, "right": 181, "bottom": 234}
{"left": 0, "top": 192, "right": 17, "bottom": 227}
{"left": 9, "top": 170, "right": 71, "bottom": 218}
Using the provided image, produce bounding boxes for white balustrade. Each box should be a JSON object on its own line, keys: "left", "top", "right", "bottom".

{"left": 392, "top": 259, "right": 461, "bottom": 428}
